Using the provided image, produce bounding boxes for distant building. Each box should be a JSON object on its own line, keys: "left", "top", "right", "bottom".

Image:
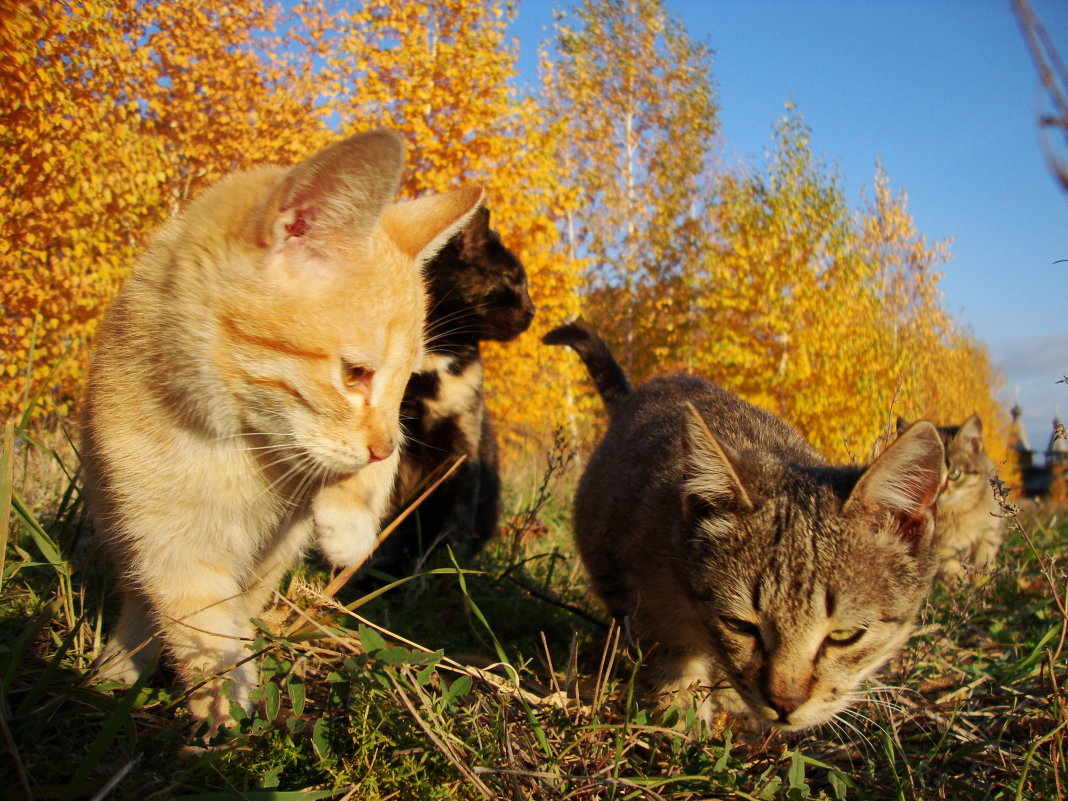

{"left": 1010, "top": 405, "right": 1068, "bottom": 499}
{"left": 1047, "top": 416, "right": 1068, "bottom": 501}
{"left": 1009, "top": 404, "right": 1033, "bottom": 469}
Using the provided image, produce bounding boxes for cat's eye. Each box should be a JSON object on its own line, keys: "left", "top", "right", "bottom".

{"left": 721, "top": 617, "right": 760, "bottom": 637}
{"left": 342, "top": 362, "right": 374, "bottom": 393}
{"left": 947, "top": 468, "right": 962, "bottom": 481}
{"left": 825, "top": 627, "right": 865, "bottom": 646}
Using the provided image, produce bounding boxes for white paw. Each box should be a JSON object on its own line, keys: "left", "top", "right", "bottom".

{"left": 95, "top": 647, "right": 145, "bottom": 685}
{"left": 314, "top": 502, "right": 380, "bottom": 567}
{"left": 95, "top": 637, "right": 159, "bottom": 685}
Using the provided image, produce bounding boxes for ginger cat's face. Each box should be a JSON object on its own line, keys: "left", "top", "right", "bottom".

{"left": 160, "top": 132, "right": 483, "bottom": 480}
{"left": 217, "top": 235, "right": 424, "bottom": 477}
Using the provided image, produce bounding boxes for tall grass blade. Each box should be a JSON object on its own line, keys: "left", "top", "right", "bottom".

{"left": 0, "top": 420, "right": 13, "bottom": 593}
{"left": 16, "top": 620, "right": 82, "bottom": 716}
{"left": 16, "top": 322, "right": 74, "bottom": 431}
{"left": 16, "top": 314, "right": 40, "bottom": 420}
{"left": 285, "top": 567, "right": 480, "bottom": 641}
{"left": 447, "top": 548, "right": 552, "bottom": 759}
{"left": 59, "top": 655, "right": 156, "bottom": 801}
{"left": 1, "top": 602, "right": 58, "bottom": 691}
{"left": 10, "top": 489, "right": 69, "bottom": 578}
{"left": 1014, "top": 716, "right": 1068, "bottom": 801}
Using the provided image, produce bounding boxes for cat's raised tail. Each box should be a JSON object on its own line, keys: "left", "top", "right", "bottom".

{"left": 543, "top": 320, "right": 631, "bottom": 417}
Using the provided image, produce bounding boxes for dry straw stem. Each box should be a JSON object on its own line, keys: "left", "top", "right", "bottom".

{"left": 388, "top": 665, "right": 497, "bottom": 799}
{"left": 1009, "top": 508, "right": 1068, "bottom": 800}
{"left": 281, "top": 584, "right": 574, "bottom": 714}
{"left": 319, "top": 454, "right": 468, "bottom": 600}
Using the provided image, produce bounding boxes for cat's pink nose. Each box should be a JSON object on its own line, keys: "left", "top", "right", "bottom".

{"left": 368, "top": 445, "right": 393, "bottom": 462}
{"left": 768, "top": 693, "right": 805, "bottom": 720}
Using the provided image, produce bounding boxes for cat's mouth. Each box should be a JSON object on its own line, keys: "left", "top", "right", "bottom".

{"left": 312, "top": 452, "right": 374, "bottom": 480}
{"left": 252, "top": 432, "right": 373, "bottom": 484}
{"left": 481, "top": 311, "right": 535, "bottom": 341}
{"left": 731, "top": 681, "right": 840, "bottom": 732}
{"left": 753, "top": 700, "right": 825, "bottom": 731}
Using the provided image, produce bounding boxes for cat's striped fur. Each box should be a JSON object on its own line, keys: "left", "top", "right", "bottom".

{"left": 547, "top": 321, "right": 946, "bottom": 732}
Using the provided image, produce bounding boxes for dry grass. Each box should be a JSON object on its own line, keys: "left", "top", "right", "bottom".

{"left": 2, "top": 419, "right": 1066, "bottom": 800}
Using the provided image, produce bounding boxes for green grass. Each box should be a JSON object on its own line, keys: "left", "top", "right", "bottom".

{"left": 2, "top": 418, "right": 1066, "bottom": 801}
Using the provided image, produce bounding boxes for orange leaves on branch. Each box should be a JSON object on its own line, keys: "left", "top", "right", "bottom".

{"left": 543, "top": 0, "right": 719, "bottom": 384}
{"left": 1, "top": 0, "right": 325, "bottom": 419}
{"left": 3, "top": 0, "right": 582, "bottom": 458}
{"left": 691, "top": 108, "right": 1004, "bottom": 466}
{"left": 2, "top": 0, "right": 1007, "bottom": 475}
{"left": 305, "top": 0, "right": 586, "bottom": 459}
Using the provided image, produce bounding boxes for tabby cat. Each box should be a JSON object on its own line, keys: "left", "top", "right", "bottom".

{"left": 82, "top": 130, "right": 483, "bottom": 729}
{"left": 377, "top": 206, "right": 534, "bottom": 573}
{"left": 545, "top": 321, "right": 946, "bottom": 731}
{"left": 897, "top": 414, "right": 1004, "bottom": 579}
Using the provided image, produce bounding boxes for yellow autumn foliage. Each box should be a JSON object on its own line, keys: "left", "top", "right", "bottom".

{"left": 2, "top": 0, "right": 1009, "bottom": 483}
{"left": 304, "top": 0, "right": 588, "bottom": 459}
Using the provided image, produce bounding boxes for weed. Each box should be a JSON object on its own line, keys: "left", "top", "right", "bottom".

{"left": 2, "top": 410, "right": 1067, "bottom": 799}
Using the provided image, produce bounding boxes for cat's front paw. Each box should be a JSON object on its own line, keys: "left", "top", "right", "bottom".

{"left": 94, "top": 645, "right": 147, "bottom": 686}
{"left": 187, "top": 672, "right": 254, "bottom": 737}
{"left": 312, "top": 458, "right": 397, "bottom": 567}
{"left": 313, "top": 499, "right": 381, "bottom": 567}
{"left": 937, "top": 556, "right": 965, "bottom": 581}
{"left": 95, "top": 634, "right": 161, "bottom": 685}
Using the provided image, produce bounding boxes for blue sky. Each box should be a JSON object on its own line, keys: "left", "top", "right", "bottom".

{"left": 510, "top": 0, "right": 1068, "bottom": 456}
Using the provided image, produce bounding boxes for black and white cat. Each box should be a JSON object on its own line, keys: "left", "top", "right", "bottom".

{"left": 377, "top": 206, "right": 535, "bottom": 574}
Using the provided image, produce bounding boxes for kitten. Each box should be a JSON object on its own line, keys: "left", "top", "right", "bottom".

{"left": 897, "top": 414, "right": 1004, "bottom": 579}
{"left": 81, "top": 130, "right": 483, "bottom": 729}
{"left": 377, "top": 206, "right": 534, "bottom": 573}
{"left": 545, "top": 321, "right": 946, "bottom": 732}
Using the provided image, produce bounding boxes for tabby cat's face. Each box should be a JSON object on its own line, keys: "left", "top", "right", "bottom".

{"left": 425, "top": 208, "right": 535, "bottom": 345}
{"left": 938, "top": 417, "right": 993, "bottom": 511}
{"left": 681, "top": 466, "right": 936, "bottom": 731}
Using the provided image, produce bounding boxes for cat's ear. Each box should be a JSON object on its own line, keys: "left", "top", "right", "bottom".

{"left": 958, "top": 413, "right": 984, "bottom": 453}
{"left": 895, "top": 416, "right": 909, "bottom": 436}
{"left": 681, "top": 403, "right": 754, "bottom": 513}
{"left": 459, "top": 205, "right": 492, "bottom": 260}
{"left": 845, "top": 420, "right": 945, "bottom": 554}
{"left": 253, "top": 130, "right": 406, "bottom": 254}
{"left": 380, "top": 189, "right": 485, "bottom": 267}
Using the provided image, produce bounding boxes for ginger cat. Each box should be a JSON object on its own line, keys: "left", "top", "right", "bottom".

{"left": 81, "top": 130, "right": 483, "bottom": 729}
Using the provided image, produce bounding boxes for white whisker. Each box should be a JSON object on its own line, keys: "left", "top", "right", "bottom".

{"left": 831, "top": 710, "right": 876, "bottom": 755}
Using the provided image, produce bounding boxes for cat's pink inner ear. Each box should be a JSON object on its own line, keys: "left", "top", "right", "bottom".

{"left": 282, "top": 205, "right": 315, "bottom": 240}
{"left": 846, "top": 421, "right": 945, "bottom": 547}
{"left": 254, "top": 130, "right": 406, "bottom": 253}
{"left": 681, "top": 403, "right": 753, "bottom": 511}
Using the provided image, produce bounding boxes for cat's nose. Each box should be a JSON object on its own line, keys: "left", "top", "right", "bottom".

{"left": 768, "top": 693, "right": 805, "bottom": 721}
{"left": 368, "top": 443, "right": 393, "bottom": 462}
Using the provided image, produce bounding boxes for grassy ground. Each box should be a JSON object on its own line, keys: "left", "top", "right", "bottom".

{"left": 2, "top": 418, "right": 1066, "bottom": 801}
